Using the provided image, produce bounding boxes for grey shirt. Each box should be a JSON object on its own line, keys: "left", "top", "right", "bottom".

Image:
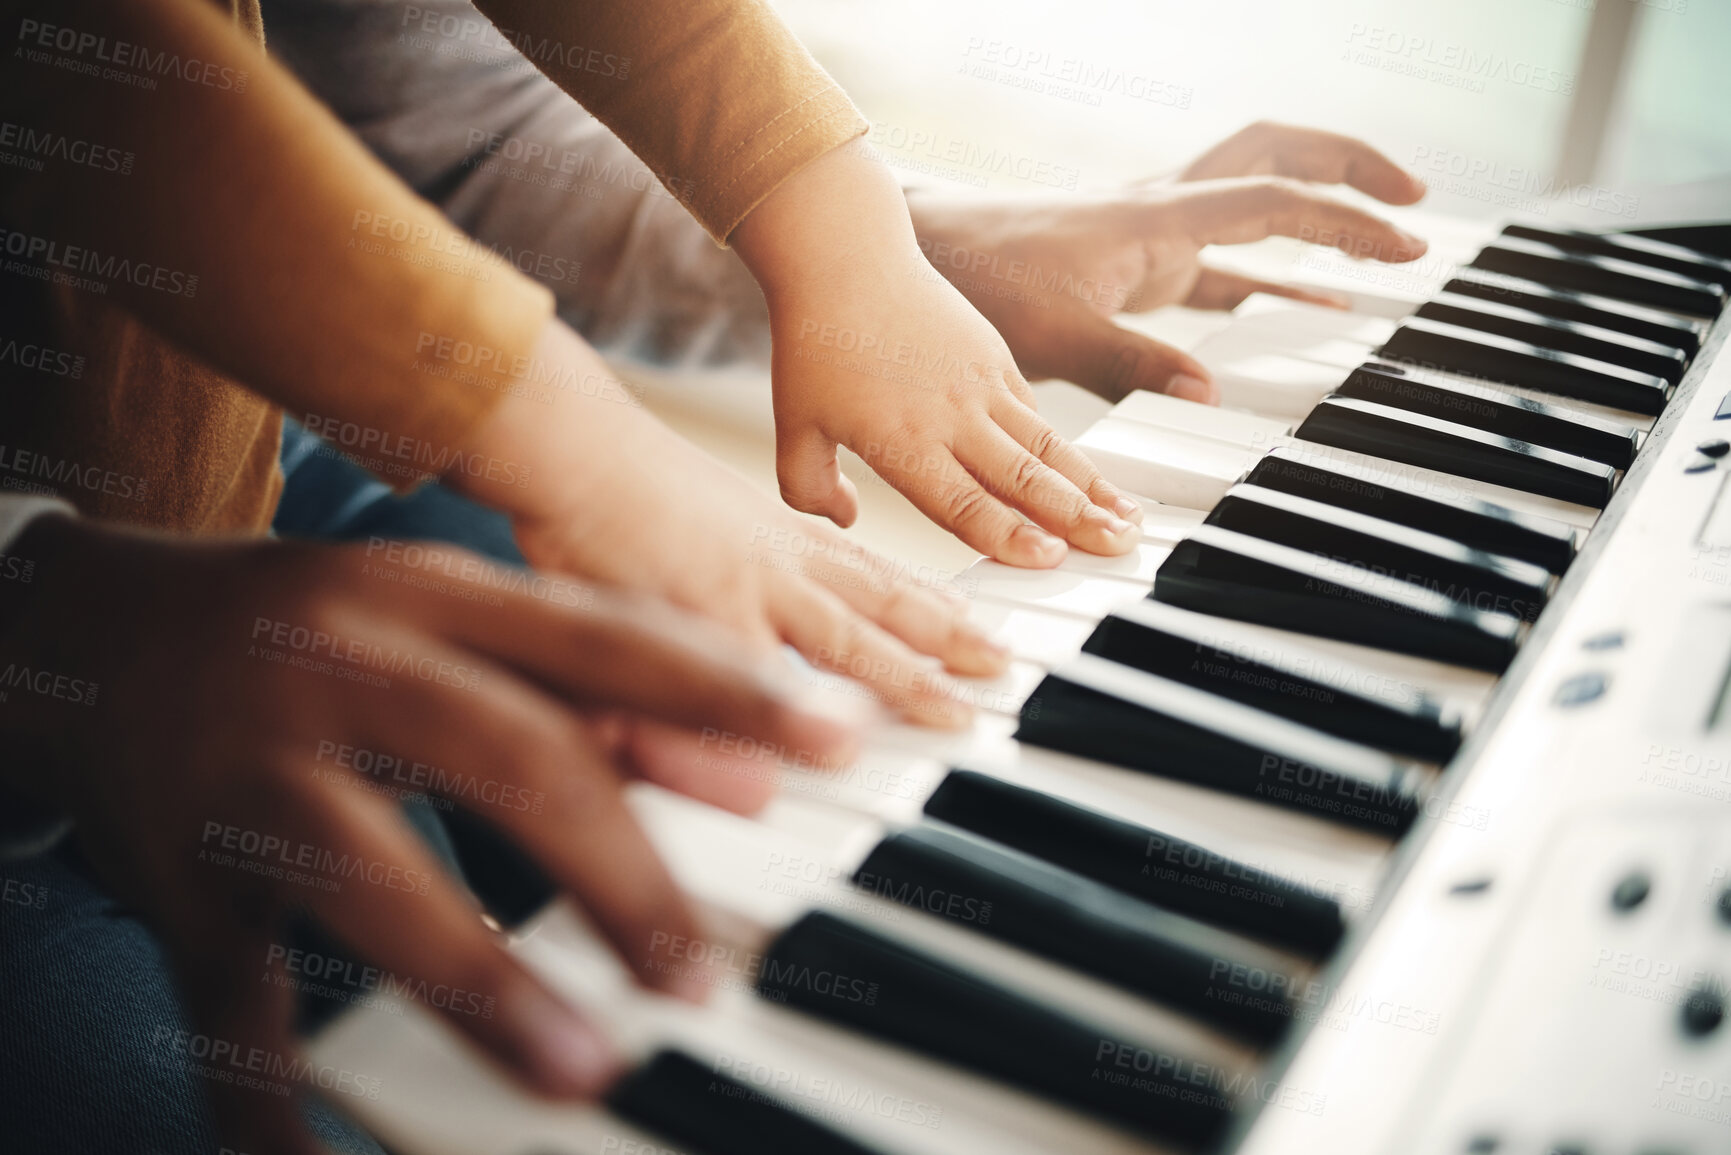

{"left": 261, "top": 0, "right": 773, "bottom": 370}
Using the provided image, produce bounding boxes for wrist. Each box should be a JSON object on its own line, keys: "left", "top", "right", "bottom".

{"left": 731, "top": 138, "right": 923, "bottom": 300}
{"left": 444, "top": 319, "right": 674, "bottom": 526}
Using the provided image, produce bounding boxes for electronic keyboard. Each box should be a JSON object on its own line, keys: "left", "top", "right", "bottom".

{"left": 309, "top": 216, "right": 1731, "bottom": 1155}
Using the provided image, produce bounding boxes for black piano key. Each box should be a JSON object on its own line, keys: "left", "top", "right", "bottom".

{"left": 1205, "top": 484, "right": 1549, "bottom": 623}
{"left": 1472, "top": 235, "right": 1726, "bottom": 318}
{"left": 922, "top": 769, "right": 1346, "bottom": 955}
{"left": 1019, "top": 655, "right": 1428, "bottom": 831}
{"left": 1502, "top": 224, "right": 1731, "bottom": 288}
{"left": 1417, "top": 292, "right": 1687, "bottom": 384}
{"left": 1297, "top": 395, "right": 1616, "bottom": 508}
{"left": 1336, "top": 361, "right": 1640, "bottom": 468}
{"left": 1247, "top": 446, "right": 1577, "bottom": 574}
{"left": 1444, "top": 268, "right": 1706, "bottom": 356}
{"left": 1380, "top": 316, "right": 1670, "bottom": 415}
{"left": 853, "top": 824, "right": 1300, "bottom": 1043}
{"left": 1153, "top": 525, "right": 1522, "bottom": 671}
{"left": 607, "top": 1048, "right": 890, "bottom": 1155}
{"left": 1082, "top": 602, "right": 1463, "bottom": 761}
{"left": 757, "top": 911, "right": 1235, "bottom": 1151}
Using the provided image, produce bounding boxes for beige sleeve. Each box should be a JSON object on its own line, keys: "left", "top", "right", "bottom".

{"left": 0, "top": 0, "right": 556, "bottom": 461}
{"left": 471, "top": 0, "right": 870, "bottom": 243}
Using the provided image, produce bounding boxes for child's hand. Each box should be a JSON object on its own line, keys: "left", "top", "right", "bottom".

{"left": 732, "top": 140, "right": 1145, "bottom": 568}
{"left": 450, "top": 321, "right": 1011, "bottom": 728}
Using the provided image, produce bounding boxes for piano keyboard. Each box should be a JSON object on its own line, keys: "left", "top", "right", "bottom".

{"left": 310, "top": 218, "right": 1731, "bottom": 1155}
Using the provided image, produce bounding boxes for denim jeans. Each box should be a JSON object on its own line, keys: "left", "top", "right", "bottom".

{"left": 0, "top": 421, "right": 551, "bottom": 1153}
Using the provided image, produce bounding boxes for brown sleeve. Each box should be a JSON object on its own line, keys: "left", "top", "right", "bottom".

{"left": 470, "top": 0, "right": 870, "bottom": 244}
{"left": 0, "top": 0, "right": 556, "bottom": 469}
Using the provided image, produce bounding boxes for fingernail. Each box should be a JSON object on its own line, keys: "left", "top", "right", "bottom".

{"left": 1011, "top": 524, "right": 1065, "bottom": 565}
{"left": 1113, "top": 496, "right": 1143, "bottom": 520}
{"left": 1398, "top": 231, "right": 1427, "bottom": 255}
{"left": 1106, "top": 517, "right": 1134, "bottom": 536}
{"left": 1165, "top": 373, "right": 1213, "bottom": 403}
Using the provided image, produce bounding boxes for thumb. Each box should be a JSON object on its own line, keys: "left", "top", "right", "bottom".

{"left": 775, "top": 427, "right": 861, "bottom": 528}
{"left": 1060, "top": 311, "right": 1220, "bottom": 405}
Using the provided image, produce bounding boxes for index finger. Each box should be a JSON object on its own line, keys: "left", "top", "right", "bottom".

{"left": 1180, "top": 121, "right": 1427, "bottom": 205}
{"left": 370, "top": 550, "right": 862, "bottom": 758}
{"left": 1170, "top": 178, "right": 1428, "bottom": 264}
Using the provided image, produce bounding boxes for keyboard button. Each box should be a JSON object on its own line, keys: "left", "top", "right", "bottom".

{"left": 1501, "top": 224, "right": 1731, "bottom": 289}
{"left": 1204, "top": 484, "right": 1550, "bottom": 621}
{"left": 1083, "top": 597, "right": 1463, "bottom": 761}
{"left": 1154, "top": 525, "right": 1523, "bottom": 671}
{"left": 608, "top": 1049, "right": 890, "bottom": 1155}
{"left": 1380, "top": 316, "right": 1670, "bottom": 415}
{"left": 1336, "top": 362, "right": 1641, "bottom": 468}
{"left": 1018, "top": 655, "right": 1427, "bottom": 832}
{"left": 921, "top": 768, "right": 1347, "bottom": 954}
{"left": 757, "top": 911, "right": 1234, "bottom": 1150}
{"left": 1297, "top": 395, "right": 1617, "bottom": 508}
{"left": 1472, "top": 235, "right": 1726, "bottom": 318}
{"left": 1417, "top": 292, "right": 1688, "bottom": 384}
{"left": 1444, "top": 269, "right": 1707, "bottom": 356}
{"left": 854, "top": 823, "right": 1301, "bottom": 1042}
{"left": 1247, "top": 447, "right": 1577, "bottom": 573}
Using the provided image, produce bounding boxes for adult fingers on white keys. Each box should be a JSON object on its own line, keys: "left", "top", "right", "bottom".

{"left": 330, "top": 629, "right": 716, "bottom": 1008}
{"left": 1170, "top": 177, "right": 1427, "bottom": 264}
{"left": 1059, "top": 309, "right": 1219, "bottom": 405}
{"left": 413, "top": 566, "right": 855, "bottom": 761}
{"left": 768, "top": 575, "right": 973, "bottom": 728}
{"left": 1179, "top": 121, "right": 1428, "bottom": 205}
{"left": 266, "top": 757, "right": 624, "bottom": 1101}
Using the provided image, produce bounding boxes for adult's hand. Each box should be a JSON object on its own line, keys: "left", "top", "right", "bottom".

{"left": 0, "top": 516, "right": 857, "bottom": 1154}
{"left": 905, "top": 122, "right": 1430, "bottom": 404}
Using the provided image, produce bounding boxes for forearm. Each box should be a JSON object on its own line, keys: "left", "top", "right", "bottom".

{"left": 469, "top": 0, "right": 867, "bottom": 244}
{"left": 1, "top": 0, "right": 554, "bottom": 460}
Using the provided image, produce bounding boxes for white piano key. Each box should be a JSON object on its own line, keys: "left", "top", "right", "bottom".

{"left": 1230, "top": 293, "right": 1402, "bottom": 346}
{"left": 965, "top": 559, "right": 1156, "bottom": 616}
{"left": 1075, "top": 418, "right": 1256, "bottom": 511}
{"left": 1111, "top": 389, "right": 1294, "bottom": 447}
{"left": 846, "top": 709, "right": 1396, "bottom": 915}
{"left": 310, "top": 899, "right": 1184, "bottom": 1155}
{"left": 627, "top": 785, "right": 1263, "bottom": 1065}
{"left": 965, "top": 600, "right": 1098, "bottom": 665}
{"left": 1134, "top": 502, "right": 1209, "bottom": 546}
{"left": 953, "top": 657, "right": 1048, "bottom": 715}
{"left": 1207, "top": 351, "right": 1353, "bottom": 419}
{"left": 1196, "top": 328, "right": 1373, "bottom": 374}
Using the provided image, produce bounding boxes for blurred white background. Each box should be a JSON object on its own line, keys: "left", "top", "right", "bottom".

{"left": 768, "top": 0, "right": 1731, "bottom": 224}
